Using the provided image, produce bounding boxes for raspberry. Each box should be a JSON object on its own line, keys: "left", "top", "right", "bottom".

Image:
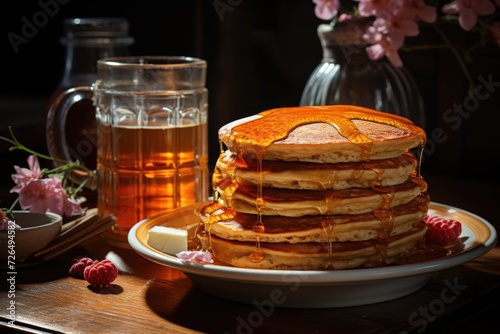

{"left": 83, "top": 259, "right": 118, "bottom": 287}
{"left": 424, "top": 215, "right": 462, "bottom": 245}
{"left": 69, "top": 257, "right": 97, "bottom": 278}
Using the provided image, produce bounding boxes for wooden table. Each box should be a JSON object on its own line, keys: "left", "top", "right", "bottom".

{"left": 1, "top": 174, "right": 499, "bottom": 334}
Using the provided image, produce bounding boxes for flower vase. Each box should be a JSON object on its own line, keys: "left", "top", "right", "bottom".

{"left": 300, "top": 19, "right": 426, "bottom": 129}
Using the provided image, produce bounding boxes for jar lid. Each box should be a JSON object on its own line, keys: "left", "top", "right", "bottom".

{"left": 61, "top": 17, "right": 134, "bottom": 45}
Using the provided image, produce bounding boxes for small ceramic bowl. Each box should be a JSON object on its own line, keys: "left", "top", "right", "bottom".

{"left": 0, "top": 211, "right": 62, "bottom": 263}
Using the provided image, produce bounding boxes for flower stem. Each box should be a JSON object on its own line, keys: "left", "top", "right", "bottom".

{"left": 7, "top": 197, "right": 20, "bottom": 213}
{"left": 44, "top": 162, "right": 91, "bottom": 176}
{"left": 1, "top": 127, "right": 91, "bottom": 203}
{"left": 2, "top": 127, "right": 68, "bottom": 165}
{"left": 431, "top": 24, "right": 475, "bottom": 95}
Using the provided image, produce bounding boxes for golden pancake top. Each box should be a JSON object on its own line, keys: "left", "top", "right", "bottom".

{"left": 219, "top": 105, "right": 426, "bottom": 163}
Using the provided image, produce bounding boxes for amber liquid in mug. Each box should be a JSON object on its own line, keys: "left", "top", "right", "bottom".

{"left": 97, "top": 122, "right": 209, "bottom": 235}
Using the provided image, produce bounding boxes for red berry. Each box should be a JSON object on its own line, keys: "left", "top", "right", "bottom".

{"left": 424, "top": 215, "right": 462, "bottom": 245}
{"left": 69, "top": 257, "right": 97, "bottom": 278}
{"left": 83, "top": 259, "right": 118, "bottom": 286}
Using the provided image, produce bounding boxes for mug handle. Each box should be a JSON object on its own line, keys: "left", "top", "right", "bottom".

{"left": 45, "top": 86, "right": 97, "bottom": 190}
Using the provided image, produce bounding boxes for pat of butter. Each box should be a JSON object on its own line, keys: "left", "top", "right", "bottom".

{"left": 147, "top": 226, "right": 188, "bottom": 255}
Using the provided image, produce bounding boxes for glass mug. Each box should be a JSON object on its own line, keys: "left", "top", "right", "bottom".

{"left": 46, "top": 56, "right": 210, "bottom": 247}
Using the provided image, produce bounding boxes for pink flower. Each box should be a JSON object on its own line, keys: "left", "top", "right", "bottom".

{"left": 338, "top": 13, "right": 353, "bottom": 22}
{"left": 10, "top": 155, "right": 42, "bottom": 193}
{"left": 8, "top": 154, "right": 83, "bottom": 217}
{"left": 176, "top": 250, "right": 214, "bottom": 263}
{"left": 364, "top": 26, "right": 404, "bottom": 67}
{"left": 313, "top": 0, "right": 341, "bottom": 20}
{"left": 442, "top": 0, "right": 496, "bottom": 31}
{"left": 403, "top": 0, "right": 437, "bottom": 23}
{"left": 372, "top": 15, "right": 420, "bottom": 38}
{"left": 0, "top": 216, "right": 8, "bottom": 231}
{"left": 17, "top": 177, "right": 82, "bottom": 217}
{"left": 358, "top": 0, "right": 434, "bottom": 69}
{"left": 62, "top": 196, "right": 84, "bottom": 217}
{"left": 357, "top": 0, "right": 390, "bottom": 17}
{"left": 1, "top": 210, "right": 21, "bottom": 231}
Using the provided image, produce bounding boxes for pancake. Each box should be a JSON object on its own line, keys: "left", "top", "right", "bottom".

{"left": 187, "top": 105, "right": 429, "bottom": 270}
{"left": 218, "top": 105, "right": 426, "bottom": 163}
{"left": 198, "top": 225, "right": 427, "bottom": 270}
{"left": 215, "top": 150, "right": 417, "bottom": 190}
{"left": 217, "top": 176, "right": 427, "bottom": 216}
{"left": 197, "top": 193, "right": 429, "bottom": 243}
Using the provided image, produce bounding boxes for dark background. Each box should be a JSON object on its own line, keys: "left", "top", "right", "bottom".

{"left": 1, "top": 0, "right": 499, "bottom": 193}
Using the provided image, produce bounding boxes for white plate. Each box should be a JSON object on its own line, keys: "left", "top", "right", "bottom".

{"left": 128, "top": 202, "right": 497, "bottom": 308}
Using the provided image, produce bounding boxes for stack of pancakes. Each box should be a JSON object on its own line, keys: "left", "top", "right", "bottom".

{"left": 196, "top": 105, "right": 429, "bottom": 270}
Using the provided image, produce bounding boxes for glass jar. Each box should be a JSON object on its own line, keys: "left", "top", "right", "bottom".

{"left": 45, "top": 18, "right": 134, "bottom": 171}
{"left": 300, "top": 19, "right": 426, "bottom": 129}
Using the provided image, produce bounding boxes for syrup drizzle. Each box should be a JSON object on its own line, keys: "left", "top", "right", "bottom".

{"left": 202, "top": 105, "right": 427, "bottom": 267}
{"left": 228, "top": 106, "right": 425, "bottom": 154}
{"left": 250, "top": 146, "right": 266, "bottom": 263}
{"left": 321, "top": 217, "right": 335, "bottom": 268}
